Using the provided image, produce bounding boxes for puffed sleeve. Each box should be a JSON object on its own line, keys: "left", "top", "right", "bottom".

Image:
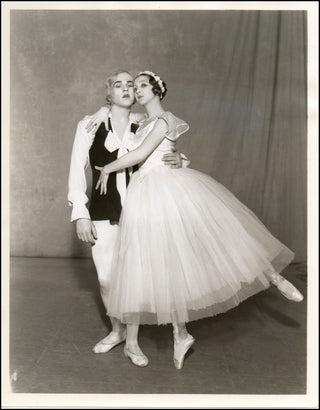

{"left": 162, "top": 112, "right": 189, "bottom": 142}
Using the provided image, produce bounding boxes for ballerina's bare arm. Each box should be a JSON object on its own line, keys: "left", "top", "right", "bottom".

{"left": 95, "top": 118, "right": 168, "bottom": 195}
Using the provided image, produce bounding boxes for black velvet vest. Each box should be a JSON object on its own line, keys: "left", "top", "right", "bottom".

{"left": 88, "top": 118, "right": 139, "bottom": 222}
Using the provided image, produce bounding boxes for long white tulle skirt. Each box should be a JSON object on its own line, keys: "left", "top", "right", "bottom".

{"left": 107, "top": 165, "right": 294, "bottom": 325}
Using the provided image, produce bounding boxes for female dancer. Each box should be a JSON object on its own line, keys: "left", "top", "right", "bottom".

{"left": 94, "top": 71, "right": 303, "bottom": 369}
{"left": 69, "top": 70, "right": 186, "bottom": 355}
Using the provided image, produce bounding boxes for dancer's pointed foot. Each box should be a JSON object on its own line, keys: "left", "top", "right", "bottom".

{"left": 270, "top": 273, "right": 304, "bottom": 302}
{"left": 123, "top": 345, "right": 149, "bottom": 367}
{"left": 173, "top": 334, "right": 195, "bottom": 370}
{"left": 92, "top": 331, "right": 126, "bottom": 354}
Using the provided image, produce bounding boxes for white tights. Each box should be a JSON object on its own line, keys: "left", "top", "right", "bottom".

{"left": 91, "top": 220, "right": 124, "bottom": 334}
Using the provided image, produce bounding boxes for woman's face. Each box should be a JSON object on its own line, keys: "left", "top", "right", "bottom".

{"left": 134, "top": 75, "right": 155, "bottom": 105}
{"left": 110, "top": 72, "right": 135, "bottom": 107}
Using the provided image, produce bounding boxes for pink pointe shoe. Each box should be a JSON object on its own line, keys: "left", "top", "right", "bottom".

{"left": 92, "top": 333, "right": 126, "bottom": 354}
{"left": 173, "top": 334, "right": 195, "bottom": 370}
{"left": 123, "top": 346, "right": 149, "bottom": 367}
{"left": 270, "top": 273, "right": 304, "bottom": 302}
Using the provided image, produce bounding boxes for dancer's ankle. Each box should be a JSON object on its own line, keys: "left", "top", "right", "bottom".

{"left": 112, "top": 325, "right": 126, "bottom": 337}
{"left": 270, "top": 272, "right": 284, "bottom": 285}
{"left": 125, "top": 341, "right": 144, "bottom": 355}
{"left": 125, "top": 341, "right": 138, "bottom": 349}
{"left": 173, "top": 324, "right": 188, "bottom": 342}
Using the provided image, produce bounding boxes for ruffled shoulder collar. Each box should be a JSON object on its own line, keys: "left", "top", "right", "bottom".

{"left": 158, "top": 112, "right": 189, "bottom": 141}
{"left": 137, "top": 112, "right": 189, "bottom": 142}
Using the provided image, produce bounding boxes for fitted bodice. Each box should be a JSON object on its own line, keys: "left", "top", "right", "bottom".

{"left": 132, "top": 112, "right": 189, "bottom": 174}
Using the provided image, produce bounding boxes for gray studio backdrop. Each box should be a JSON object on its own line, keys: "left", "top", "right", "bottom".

{"left": 10, "top": 10, "right": 307, "bottom": 260}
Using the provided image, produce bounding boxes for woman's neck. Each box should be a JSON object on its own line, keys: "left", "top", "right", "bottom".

{"left": 144, "top": 98, "right": 165, "bottom": 119}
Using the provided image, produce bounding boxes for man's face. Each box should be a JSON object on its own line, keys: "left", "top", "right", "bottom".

{"left": 110, "top": 72, "right": 135, "bottom": 107}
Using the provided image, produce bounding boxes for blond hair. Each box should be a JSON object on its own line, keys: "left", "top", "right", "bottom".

{"left": 105, "top": 70, "right": 132, "bottom": 106}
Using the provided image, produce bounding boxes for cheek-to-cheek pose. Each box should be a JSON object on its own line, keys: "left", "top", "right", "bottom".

{"left": 68, "top": 70, "right": 187, "bottom": 356}
{"left": 95, "top": 71, "right": 303, "bottom": 370}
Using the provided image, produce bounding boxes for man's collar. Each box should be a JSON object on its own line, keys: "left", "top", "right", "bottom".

{"left": 107, "top": 110, "right": 135, "bottom": 132}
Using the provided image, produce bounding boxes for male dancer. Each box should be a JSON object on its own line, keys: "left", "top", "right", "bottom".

{"left": 68, "top": 71, "right": 186, "bottom": 353}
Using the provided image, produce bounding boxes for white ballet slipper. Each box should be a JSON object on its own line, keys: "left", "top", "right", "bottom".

{"left": 92, "top": 333, "right": 126, "bottom": 354}
{"left": 123, "top": 346, "right": 149, "bottom": 367}
{"left": 270, "top": 273, "right": 304, "bottom": 302}
{"left": 173, "top": 334, "right": 195, "bottom": 370}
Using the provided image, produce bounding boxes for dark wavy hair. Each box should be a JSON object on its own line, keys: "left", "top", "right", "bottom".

{"left": 135, "top": 72, "right": 167, "bottom": 100}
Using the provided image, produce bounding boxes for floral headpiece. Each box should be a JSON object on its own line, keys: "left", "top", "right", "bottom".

{"left": 137, "top": 70, "right": 165, "bottom": 94}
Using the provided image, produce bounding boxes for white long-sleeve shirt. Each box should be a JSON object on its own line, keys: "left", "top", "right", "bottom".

{"left": 68, "top": 112, "right": 142, "bottom": 222}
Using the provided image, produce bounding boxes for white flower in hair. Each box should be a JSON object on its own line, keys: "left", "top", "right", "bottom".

{"left": 137, "top": 70, "right": 165, "bottom": 94}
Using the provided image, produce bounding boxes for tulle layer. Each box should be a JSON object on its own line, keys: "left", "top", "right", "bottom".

{"left": 107, "top": 165, "right": 294, "bottom": 325}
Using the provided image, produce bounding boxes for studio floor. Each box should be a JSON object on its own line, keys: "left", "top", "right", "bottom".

{"left": 9, "top": 257, "right": 307, "bottom": 395}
